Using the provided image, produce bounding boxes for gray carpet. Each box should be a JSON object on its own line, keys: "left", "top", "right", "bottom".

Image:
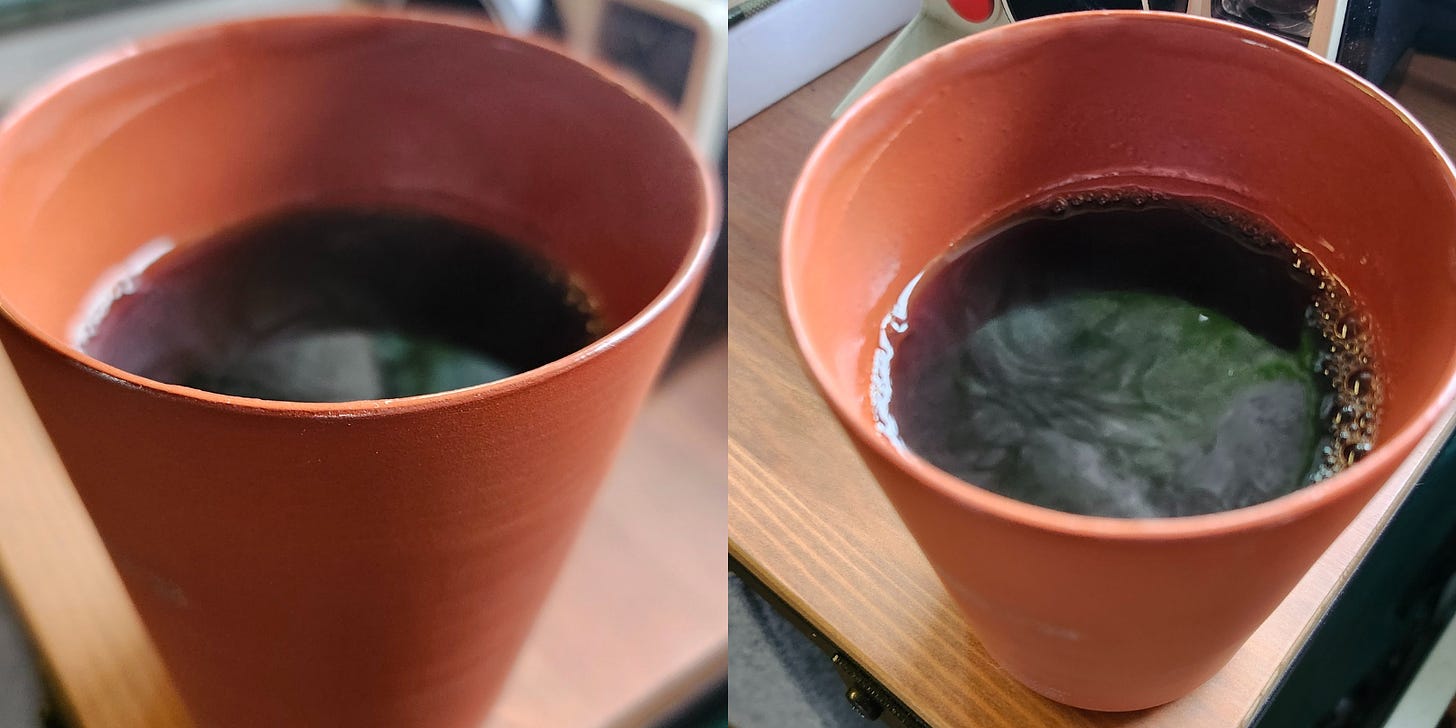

{"left": 0, "top": 589, "right": 43, "bottom": 728}
{"left": 728, "top": 573, "right": 868, "bottom": 728}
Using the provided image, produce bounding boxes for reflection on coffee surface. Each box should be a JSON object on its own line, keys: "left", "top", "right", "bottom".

{"left": 873, "top": 188, "right": 1379, "bottom": 518}
{"left": 79, "top": 206, "right": 605, "bottom": 402}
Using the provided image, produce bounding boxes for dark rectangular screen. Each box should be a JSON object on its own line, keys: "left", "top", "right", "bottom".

{"left": 599, "top": 2, "right": 697, "bottom": 107}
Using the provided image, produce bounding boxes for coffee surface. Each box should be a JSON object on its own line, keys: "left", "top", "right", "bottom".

{"left": 80, "top": 206, "right": 604, "bottom": 402}
{"left": 873, "top": 188, "right": 1378, "bottom": 518}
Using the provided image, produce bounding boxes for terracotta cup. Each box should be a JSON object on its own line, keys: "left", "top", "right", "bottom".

{"left": 0, "top": 13, "right": 716, "bottom": 728}
{"left": 783, "top": 12, "right": 1456, "bottom": 712}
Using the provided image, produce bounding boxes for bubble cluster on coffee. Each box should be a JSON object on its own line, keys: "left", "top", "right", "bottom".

{"left": 1033, "top": 186, "right": 1380, "bottom": 484}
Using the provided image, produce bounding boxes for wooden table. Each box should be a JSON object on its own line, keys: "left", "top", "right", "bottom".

{"left": 727, "top": 40, "right": 1456, "bottom": 727}
{"left": 0, "top": 339, "right": 727, "bottom": 728}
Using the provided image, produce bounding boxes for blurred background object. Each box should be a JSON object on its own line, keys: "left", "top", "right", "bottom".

{"left": 0, "top": 0, "right": 344, "bottom": 106}
{"left": 408, "top": 0, "right": 725, "bottom": 158}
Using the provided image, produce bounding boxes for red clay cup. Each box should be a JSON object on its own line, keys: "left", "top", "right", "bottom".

{"left": 783, "top": 12, "right": 1456, "bottom": 712}
{"left": 0, "top": 13, "right": 716, "bottom": 728}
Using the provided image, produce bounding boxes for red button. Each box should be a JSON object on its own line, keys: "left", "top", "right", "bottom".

{"left": 948, "top": 0, "right": 994, "bottom": 22}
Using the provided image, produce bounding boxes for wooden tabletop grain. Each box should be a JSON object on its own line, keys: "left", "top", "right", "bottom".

{"left": 0, "top": 340, "right": 727, "bottom": 728}
{"left": 727, "top": 40, "right": 1456, "bottom": 727}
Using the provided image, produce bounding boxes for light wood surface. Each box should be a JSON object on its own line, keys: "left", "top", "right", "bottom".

{"left": 727, "top": 41, "right": 1456, "bottom": 727}
{"left": 488, "top": 348, "right": 728, "bottom": 728}
{"left": 0, "top": 339, "right": 727, "bottom": 728}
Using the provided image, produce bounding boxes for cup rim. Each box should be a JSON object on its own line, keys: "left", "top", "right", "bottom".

{"left": 0, "top": 10, "right": 720, "bottom": 417}
{"left": 782, "top": 11, "right": 1456, "bottom": 540}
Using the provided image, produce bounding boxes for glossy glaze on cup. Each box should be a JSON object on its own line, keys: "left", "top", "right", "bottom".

{"left": 0, "top": 13, "right": 716, "bottom": 728}
{"left": 783, "top": 13, "right": 1456, "bottom": 711}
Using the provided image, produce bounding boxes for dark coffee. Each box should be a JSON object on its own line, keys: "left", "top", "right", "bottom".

{"left": 79, "top": 207, "right": 605, "bottom": 402}
{"left": 873, "top": 187, "right": 1378, "bottom": 518}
